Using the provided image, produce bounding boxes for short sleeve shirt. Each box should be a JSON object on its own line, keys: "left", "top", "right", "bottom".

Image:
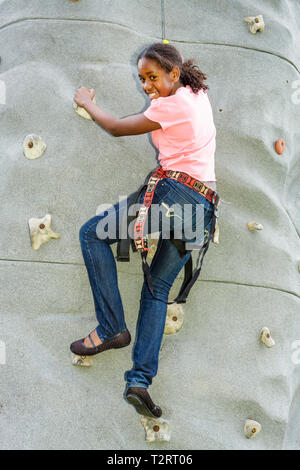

{"left": 144, "top": 85, "right": 216, "bottom": 182}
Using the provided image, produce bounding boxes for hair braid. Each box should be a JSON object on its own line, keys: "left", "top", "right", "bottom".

{"left": 180, "top": 60, "right": 209, "bottom": 93}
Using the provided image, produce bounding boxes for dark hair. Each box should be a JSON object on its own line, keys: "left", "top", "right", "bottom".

{"left": 137, "top": 42, "right": 208, "bottom": 93}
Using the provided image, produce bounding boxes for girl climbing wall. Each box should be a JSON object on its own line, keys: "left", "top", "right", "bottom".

{"left": 71, "top": 42, "right": 219, "bottom": 418}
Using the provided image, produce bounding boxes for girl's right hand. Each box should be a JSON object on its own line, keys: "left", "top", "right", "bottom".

{"left": 74, "top": 87, "right": 95, "bottom": 108}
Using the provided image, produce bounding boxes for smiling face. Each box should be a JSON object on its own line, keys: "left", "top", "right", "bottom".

{"left": 137, "top": 57, "right": 182, "bottom": 100}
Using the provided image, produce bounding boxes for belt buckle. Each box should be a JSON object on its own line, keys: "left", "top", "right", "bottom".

{"left": 212, "top": 192, "right": 219, "bottom": 206}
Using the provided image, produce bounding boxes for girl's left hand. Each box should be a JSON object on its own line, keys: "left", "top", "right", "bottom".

{"left": 74, "top": 87, "right": 95, "bottom": 108}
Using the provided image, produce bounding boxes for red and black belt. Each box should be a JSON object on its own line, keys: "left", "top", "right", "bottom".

{"left": 131, "top": 167, "right": 220, "bottom": 304}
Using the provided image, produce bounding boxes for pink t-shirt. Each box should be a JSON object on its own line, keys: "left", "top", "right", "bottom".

{"left": 144, "top": 85, "right": 216, "bottom": 182}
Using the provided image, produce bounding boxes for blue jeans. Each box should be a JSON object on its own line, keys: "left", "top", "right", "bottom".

{"left": 78, "top": 177, "right": 215, "bottom": 391}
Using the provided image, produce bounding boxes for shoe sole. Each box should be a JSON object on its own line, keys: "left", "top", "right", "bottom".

{"left": 126, "top": 394, "right": 161, "bottom": 418}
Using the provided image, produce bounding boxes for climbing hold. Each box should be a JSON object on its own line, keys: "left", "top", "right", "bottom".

{"left": 260, "top": 327, "right": 275, "bottom": 348}
{"left": 23, "top": 134, "right": 46, "bottom": 159}
{"left": 146, "top": 236, "right": 159, "bottom": 261}
{"left": 163, "top": 39, "right": 169, "bottom": 44}
{"left": 28, "top": 214, "right": 60, "bottom": 250}
{"left": 73, "top": 96, "right": 96, "bottom": 120}
{"left": 244, "top": 419, "right": 261, "bottom": 439}
{"left": 72, "top": 354, "right": 93, "bottom": 367}
{"left": 275, "top": 139, "right": 285, "bottom": 155}
{"left": 247, "top": 221, "right": 263, "bottom": 232}
{"left": 213, "top": 219, "right": 220, "bottom": 244}
{"left": 244, "top": 15, "right": 265, "bottom": 34}
{"left": 164, "top": 303, "right": 184, "bottom": 335}
{"left": 140, "top": 416, "right": 170, "bottom": 442}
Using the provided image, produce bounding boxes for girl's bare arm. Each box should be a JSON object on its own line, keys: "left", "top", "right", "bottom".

{"left": 74, "top": 87, "right": 161, "bottom": 136}
{"left": 84, "top": 101, "right": 161, "bottom": 136}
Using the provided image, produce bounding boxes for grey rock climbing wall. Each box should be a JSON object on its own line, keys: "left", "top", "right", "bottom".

{"left": 0, "top": 0, "right": 299, "bottom": 450}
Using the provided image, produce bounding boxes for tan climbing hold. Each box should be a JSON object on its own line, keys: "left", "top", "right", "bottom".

{"left": 23, "top": 134, "right": 46, "bottom": 159}
{"left": 260, "top": 327, "right": 275, "bottom": 348}
{"left": 247, "top": 221, "right": 263, "bottom": 232}
{"left": 244, "top": 419, "right": 261, "bottom": 439}
{"left": 73, "top": 96, "right": 96, "bottom": 120}
{"left": 72, "top": 354, "right": 93, "bottom": 367}
{"left": 164, "top": 303, "right": 184, "bottom": 335}
{"left": 275, "top": 139, "right": 285, "bottom": 155}
{"left": 140, "top": 416, "right": 170, "bottom": 442}
{"left": 244, "top": 15, "right": 265, "bottom": 34}
{"left": 28, "top": 214, "right": 60, "bottom": 250}
{"left": 213, "top": 219, "right": 220, "bottom": 244}
{"left": 147, "top": 236, "right": 159, "bottom": 261}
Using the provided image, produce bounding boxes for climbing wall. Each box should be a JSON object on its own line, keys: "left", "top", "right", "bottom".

{"left": 0, "top": 0, "right": 299, "bottom": 450}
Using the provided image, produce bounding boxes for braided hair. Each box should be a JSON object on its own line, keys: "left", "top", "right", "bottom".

{"left": 137, "top": 42, "right": 208, "bottom": 93}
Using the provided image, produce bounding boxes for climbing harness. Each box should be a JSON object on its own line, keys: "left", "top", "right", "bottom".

{"left": 117, "top": 167, "right": 220, "bottom": 304}
{"left": 134, "top": 167, "right": 218, "bottom": 252}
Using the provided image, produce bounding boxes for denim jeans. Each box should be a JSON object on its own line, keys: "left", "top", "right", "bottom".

{"left": 78, "top": 177, "right": 215, "bottom": 391}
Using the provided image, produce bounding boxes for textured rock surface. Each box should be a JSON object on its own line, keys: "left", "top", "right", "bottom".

{"left": 0, "top": 0, "right": 299, "bottom": 450}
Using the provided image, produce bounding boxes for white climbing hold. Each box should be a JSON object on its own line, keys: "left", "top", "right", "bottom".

{"left": 247, "top": 221, "right": 263, "bottom": 232}
{"left": 244, "top": 15, "right": 265, "bottom": 34}
{"left": 140, "top": 416, "right": 171, "bottom": 442}
{"left": 73, "top": 96, "right": 96, "bottom": 120}
{"left": 28, "top": 214, "right": 60, "bottom": 250}
{"left": 244, "top": 419, "right": 261, "bottom": 439}
{"left": 23, "top": 134, "right": 46, "bottom": 159}
{"left": 164, "top": 303, "right": 184, "bottom": 335}
{"left": 72, "top": 354, "right": 93, "bottom": 367}
{"left": 260, "top": 327, "right": 275, "bottom": 348}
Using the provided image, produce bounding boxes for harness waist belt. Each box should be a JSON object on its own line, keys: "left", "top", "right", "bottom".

{"left": 134, "top": 167, "right": 220, "bottom": 253}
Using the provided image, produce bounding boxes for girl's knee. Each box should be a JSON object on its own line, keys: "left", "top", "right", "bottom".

{"left": 79, "top": 223, "right": 87, "bottom": 243}
{"left": 142, "top": 276, "right": 171, "bottom": 303}
{"left": 79, "top": 219, "right": 97, "bottom": 243}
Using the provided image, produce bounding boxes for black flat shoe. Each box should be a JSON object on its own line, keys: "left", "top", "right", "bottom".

{"left": 126, "top": 387, "right": 162, "bottom": 418}
{"left": 70, "top": 328, "right": 131, "bottom": 356}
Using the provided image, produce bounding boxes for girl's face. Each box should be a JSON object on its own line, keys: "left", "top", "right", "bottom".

{"left": 138, "top": 57, "right": 181, "bottom": 100}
